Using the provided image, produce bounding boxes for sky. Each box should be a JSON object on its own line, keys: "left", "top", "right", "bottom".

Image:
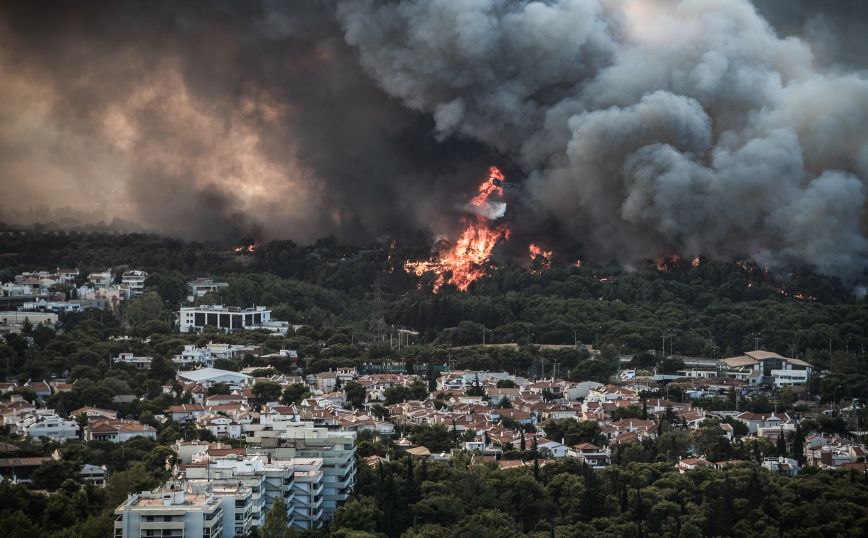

{"left": 0, "top": 0, "right": 866, "bottom": 281}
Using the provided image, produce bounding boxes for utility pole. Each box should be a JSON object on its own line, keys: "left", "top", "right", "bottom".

{"left": 670, "top": 330, "right": 674, "bottom": 357}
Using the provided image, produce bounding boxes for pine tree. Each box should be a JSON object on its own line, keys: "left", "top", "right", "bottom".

{"left": 532, "top": 435, "right": 540, "bottom": 480}
{"left": 792, "top": 423, "right": 805, "bottom": 464}
{"left": 261, "top": 498, "right": 293, "bottom": 538}
{"left": 776, "top": 430, "right": 787, "bottom": 457}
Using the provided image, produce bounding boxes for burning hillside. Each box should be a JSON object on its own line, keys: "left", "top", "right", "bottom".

{"left": 403, "top": 167, "right": 511, "bottom": 292}
{"left": 529, "top": 243, "right": 553, "bottom": 273}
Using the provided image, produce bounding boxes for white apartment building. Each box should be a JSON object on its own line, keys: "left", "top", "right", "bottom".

{"left": 251, "top": 427, "right": 356, "bottom": 521}
{"left": 179, "top": 305, "right": 273, "bottom": 334}
{"left": 185, "top": 454, "right": 298, "bottom": 531}
{"left": 16, "top": 410, "right": 79, "bottom": 442}
{"left": 114, "top": 482, "right": 225, "bottom": 538}
{"left": 289, "top": 458, "right": 325, "bottom": 530}
{"left": 114, "top": 352, "right": 153, "bottom": 369}
{"left": 121, "top": 270, "right": 148, "bottom": 297}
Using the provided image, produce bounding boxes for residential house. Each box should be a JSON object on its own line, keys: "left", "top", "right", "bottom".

{"left": 85, "top": 419, "right": 157, "bottom": 442}
{"left": 113, "top": 352, "right": 153, "bottom": 369}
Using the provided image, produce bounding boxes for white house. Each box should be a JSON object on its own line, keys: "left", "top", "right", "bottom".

{"left": 164, "top": 404, "right": 207, "bottom": 423}
{"left": 177, "top": 368, "right": 252, "bottom": 389}
{"left": 113, "top": 352, "right": 153, "bottom": 369}
{"left": 722, "top": 350, "right": 812, "bottom": 387}
{"left": 187, "top": 278, "right": 229, "bottom": 301}
{"left": 539, "top": 440, "right": 571, "bottom": 459}
{"left": 85, "top": 419, "right": 157, "bottom": 442}
{"left": 173, "top": 345, "right": 215, "bottom": 368}
{"left": 198, "top": 414, "right": 242, "bottom": 439}
{"left": 18, "top": 411, "right": 79, "bottom": 442}
{"left": 120, "top": 270, "right": 147, "bottom": 297}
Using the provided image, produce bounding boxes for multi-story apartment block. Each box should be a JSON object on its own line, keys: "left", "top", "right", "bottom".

{"left": 290, "top": 458, "right": 325, "bottom": 530}
{"left": 249, "top": 427, "right": 356, "bottom": 521}
{"left": 184, "top": 454, "right": 299, "bottom": 531}
{"left": 113, "top": 482, "right": 224, "bottom": 538}
{"left": 121, "top": 270, "right": 148, "bottom": 297}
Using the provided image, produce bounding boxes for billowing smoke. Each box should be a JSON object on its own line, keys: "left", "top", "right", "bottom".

{"left": 337, "top": 0, "right": 868, "bottom": 281}
{"left": 0, "top": 1, "right": 493, "bottom": 242}
{"left": 1, "top": 0, "right": 867, "bottom": 282}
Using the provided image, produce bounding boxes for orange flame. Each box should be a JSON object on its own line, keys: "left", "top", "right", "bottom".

{"left": 529, "top": 243, "right": 553, "bottom": 273}
{"left": 656, "top": 254, "right": 682, "bottom": 271}
{"left": 691, "top": 255, "right": 701, "bottom": 268}
{"left": 404, "top": 167, "right": 510, "bottom": 292}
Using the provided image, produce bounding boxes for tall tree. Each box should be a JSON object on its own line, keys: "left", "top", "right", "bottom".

{"left": 261, "top": 498, "right": 294, "bottom": 538}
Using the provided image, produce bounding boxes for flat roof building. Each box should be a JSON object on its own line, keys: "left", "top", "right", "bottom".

{"left": 179, "top": 305, "right": 273, "bottom": 334}
{"left": 114, "top": 482, "right": 224, "bottom": 538}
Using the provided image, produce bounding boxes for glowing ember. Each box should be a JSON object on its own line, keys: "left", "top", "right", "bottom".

{"left": 233, "top": 243, "right": 256, "bottom": 253}
{"left": 691, "top": 255, "right": 701, "bottom": 268}
{"left": 656, "top": 254, "right": 682, "bottom": 271}
{"left": 575, "top": 259, "right": 582, "bottom": 268}
{"left": 529, "top": 243, "right": 553, "bottom": 273}
{"left": 404, "top": 167, "right": 510, "bottom": 292}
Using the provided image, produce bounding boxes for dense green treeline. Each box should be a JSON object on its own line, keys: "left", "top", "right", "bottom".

{"left": 327, "top": 457, "right": 868, "bottom": 538}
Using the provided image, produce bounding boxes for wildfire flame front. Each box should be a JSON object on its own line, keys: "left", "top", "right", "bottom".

{"left": 404, "top": 167, "right": 510, "bottom": 292}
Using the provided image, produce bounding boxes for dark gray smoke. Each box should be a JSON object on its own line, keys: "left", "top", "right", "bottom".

{"left": 337, "top": 0, "right": 868, "bottom": 280}
{"left": 1, "top": 0, "right": 866, "bottom": 282}
{"left": 0, "top": 0, "right": 493, "bottom": 243}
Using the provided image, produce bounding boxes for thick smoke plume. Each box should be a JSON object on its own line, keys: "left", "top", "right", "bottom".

{"left": 338, "top": 0, "right": 868, "bottom": 280}
{"left": 0, "top": 1, "right": 493, "bottom": 243}
{"left": 1, "top": 1, "right": 867, "bottom": 282}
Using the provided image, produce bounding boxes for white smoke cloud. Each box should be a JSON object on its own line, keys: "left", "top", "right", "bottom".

{"left": 337, "top": 0, "right": 868, "bottom": 281}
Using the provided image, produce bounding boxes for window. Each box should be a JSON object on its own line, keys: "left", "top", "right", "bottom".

{"left": 219, "top": 314, "right": 230, "bottom": 328}
{"left": 195, "top": 313, "right": 205, "bottom": 326}
{"left": 207, "top": 313, "right": 218, "bottom": 326}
